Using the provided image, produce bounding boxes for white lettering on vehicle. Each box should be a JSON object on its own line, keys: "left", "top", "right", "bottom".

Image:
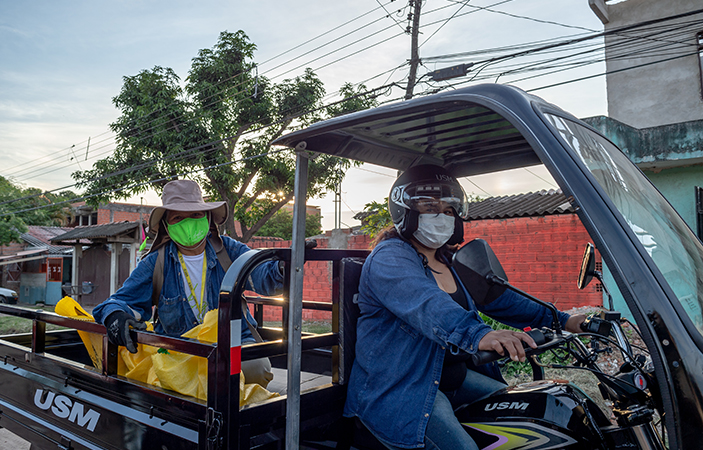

{"left": 484, "top": 401, "right": 530, "bottom": 411}
{"left": 434, "top": 174, "right": 456, "bottom": 182}
{"left": 34, "top": 389, "right": 101, "bottom": 432}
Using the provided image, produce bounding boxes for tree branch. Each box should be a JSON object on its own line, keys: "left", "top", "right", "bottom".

{"left": 226, "top": 123, "right": 251, "bottom": 159}
{"left": 241, "top": 194, "right": 294, "bottom": 242}
{"left": 267, "top": 118, "right": 294, "bottom": 145}
{"left": 236, "top": 169, "right": 258, "bottom": 200}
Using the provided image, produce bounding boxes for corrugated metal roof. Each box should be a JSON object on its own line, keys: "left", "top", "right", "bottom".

{"left": 468, "top": 189, "right": 573, "bottom": 220}
{"left": 51, "top": 221, "right": 139, "bottom": 243}
{"left": 21, "top": 226, "right": 75, "bottom": 254}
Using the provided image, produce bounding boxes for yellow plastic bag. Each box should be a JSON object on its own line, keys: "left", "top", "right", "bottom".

{"left": 56, "top": 298, "right": 278, "bottom": 405}
{"left": 55, "top": 296, "right": 155, "bottom": 374}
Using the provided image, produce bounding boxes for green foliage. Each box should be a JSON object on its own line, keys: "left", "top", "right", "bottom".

{"left": 73, "top": 30, "right": 380, "bottom": 241}
{"left": 0, "top": 176, "right": 76, "bottom": 246}
{"left": 357, "top": 198, "right": 392, "bottom": 238}
{"left": 254, "top": 209, "right": 322, "bottom": 240}
{"left": 355, "top": 191, "right": 484, "bottom": 239}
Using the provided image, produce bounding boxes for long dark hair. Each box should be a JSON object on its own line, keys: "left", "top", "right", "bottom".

{"left": 373, "top": 224, "right": 458, "bottom": 266}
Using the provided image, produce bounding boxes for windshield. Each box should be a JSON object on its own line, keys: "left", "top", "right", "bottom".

{"left": 544, "top": 113, "right": 703, "bottom": 336}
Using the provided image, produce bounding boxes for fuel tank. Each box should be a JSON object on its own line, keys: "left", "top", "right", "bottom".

{"left": 455, "top": 380, "right": 611, "bottom": 450}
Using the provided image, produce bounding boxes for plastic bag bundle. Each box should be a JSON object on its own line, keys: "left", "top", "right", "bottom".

{"left": 55, "top": 297, "right": 278, "bottom": 405}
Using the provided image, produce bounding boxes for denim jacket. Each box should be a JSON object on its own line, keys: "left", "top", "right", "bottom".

{"left": 92, "top": 236, "right": 283, "bottom": 343}
{"left": 343, "top": 238, "right": 569, "bottom": 448}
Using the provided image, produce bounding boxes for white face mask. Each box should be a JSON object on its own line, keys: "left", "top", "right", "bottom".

{"left": 413, "top": 213, "right": 455, "bottom": 249}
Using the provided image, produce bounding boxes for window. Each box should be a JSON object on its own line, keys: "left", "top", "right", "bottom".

{"left": 47, "top": 258, "right": 63, "bottom": 282}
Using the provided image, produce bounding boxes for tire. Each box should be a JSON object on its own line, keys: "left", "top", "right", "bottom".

{"left": 0, "top": 296, "right": 6, "bottom": 304}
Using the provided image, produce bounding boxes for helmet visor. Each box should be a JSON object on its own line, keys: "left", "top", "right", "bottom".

{"left": 392, "top": 181, "right": 469, "bottom": 219}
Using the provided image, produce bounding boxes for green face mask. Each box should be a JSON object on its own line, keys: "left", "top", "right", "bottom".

{"left": 166, "top": 216, "right": 209, "bottom": 247}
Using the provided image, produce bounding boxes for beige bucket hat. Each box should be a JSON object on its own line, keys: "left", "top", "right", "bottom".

{"left": 147, "top": 180, "right": 228, "bottom": 254}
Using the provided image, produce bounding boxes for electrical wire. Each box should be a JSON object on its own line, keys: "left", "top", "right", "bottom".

{"left": 0, "top": 82, "right": 397, "bottom": 217}
{"left": 3, "top": 2, "right": 403, "bottom": 181}
{"left": 1, "top": 63, "right": 405, "bottom": 209}
{"left": 375, "top": 0, "right": 407, "bottom": 33}
{"left": 419, "top": 0, "right": 474, "bottom": 49}
{"left": 8, "top": 7, "right": 700, "bottom": 207}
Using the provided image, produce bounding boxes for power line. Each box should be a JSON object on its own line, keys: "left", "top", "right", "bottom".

{"left": 6, "top": 1, "right": 531, "bottom": 182}
{"left": 3, "top": 3, "right": 400, "bottom": 181}
{"left": 0, "top": 82, "right": 397, "bottom": 216}
{"left": 375, "top": 0, "right": 407, "bottom": 33}
{"left": 419, "top": 0, "right": 475, "bottom": 49}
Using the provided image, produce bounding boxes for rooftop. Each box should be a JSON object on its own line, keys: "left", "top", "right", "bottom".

{"left": 468, "top": 189, "right": 573, "bottom": 220}
{"left": 51, "top": 221, "right": 140, "bottom": 244}
{"left": 21, "top": 226, "right": 76, "bottom": 254}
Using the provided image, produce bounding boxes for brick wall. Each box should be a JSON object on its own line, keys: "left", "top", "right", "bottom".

{"left": 248, "top": 237, "right": 334, "bottom": 322}
{"left": 245, "top": 213, "right": 602, "bottom": 323}
{"left": 465, "top": 214, "right": 602, "bottom": 310}
{"left": 97, "top": 209, "right": 146, "bottom": 225}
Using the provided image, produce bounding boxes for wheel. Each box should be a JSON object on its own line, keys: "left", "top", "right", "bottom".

{"left": 0, "top": 296, "right": 6, "bottom": 304}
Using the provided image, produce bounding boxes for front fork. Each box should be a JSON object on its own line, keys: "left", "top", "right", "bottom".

{"left": 610, "top": 405, "right": 666, "bottom": 450}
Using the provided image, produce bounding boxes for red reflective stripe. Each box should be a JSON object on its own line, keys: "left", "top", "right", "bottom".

{"left": 230, "top": 346, "right": 241, "bottom": 375}
{"left": 230, "top": 319, "right": 241, "bottom": 375}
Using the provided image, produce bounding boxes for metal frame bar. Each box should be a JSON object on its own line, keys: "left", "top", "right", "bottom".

{"left": 287, "top": 149, "right": 309, "bottom": 450}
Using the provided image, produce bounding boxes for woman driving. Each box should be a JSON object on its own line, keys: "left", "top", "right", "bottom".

{"left": 343, "top": 164, "right": 584, "bottom": 450}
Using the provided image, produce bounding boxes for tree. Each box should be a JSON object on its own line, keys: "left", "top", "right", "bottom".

{"left": 354, "top": 199, "right": 392, "bottom": 239}
{"left": 254, "top": 209, "right": 322, "bottom": 240}
{"left": 0, "top": 176, "right": 76, "bottom": 246}
{"left": 73, "top": 30, "right": 378, "bottom": 242}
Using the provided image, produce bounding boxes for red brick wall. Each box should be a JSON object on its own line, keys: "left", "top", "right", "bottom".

{"left": 248, "top": 238, "right": 334, "bottom": 322}
{"left": 245, "top": 213, "right": 602, "bottom": 323}
{"left": 465, "top": 214, "right": 602, "bottom": 310}
{"left": 97, "top": 209, "right": 146, "bottom": 225}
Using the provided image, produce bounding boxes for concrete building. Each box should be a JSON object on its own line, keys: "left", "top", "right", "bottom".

{"left": 589, "top": 0, "right": 703, "bottom": 128}
{"left": 587, "top": 0, "right": 703, "bottom": 235}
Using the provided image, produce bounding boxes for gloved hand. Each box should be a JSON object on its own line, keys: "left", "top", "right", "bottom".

{"left": 104, "top": 310, "right": 147, "bottom": 354}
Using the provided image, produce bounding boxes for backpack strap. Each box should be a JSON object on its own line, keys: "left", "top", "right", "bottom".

{"left": 152, "top": 248, "right": 165, "bottom": 307}
{"left": 150, "top": 238, "right": 261, "bottom": 342}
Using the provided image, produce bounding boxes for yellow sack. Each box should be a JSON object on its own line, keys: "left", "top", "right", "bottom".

{"left": 55, "top": 296, "right": 155, "bottom": 374}
{"left": 240, "top": 371, "right": 279, "bottom": 408}
{"left": 56, "top": 298, "right": 278, "bottom": 405}
{"left": 150, "top": 309, "right": 218, "bottom": 400}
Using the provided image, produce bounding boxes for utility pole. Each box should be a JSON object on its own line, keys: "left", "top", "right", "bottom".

{"left": 333, "top": 182, "right": 341, "bottom": 229}
{"left": 405, "top": 0, "right": 422, "bottom": 100}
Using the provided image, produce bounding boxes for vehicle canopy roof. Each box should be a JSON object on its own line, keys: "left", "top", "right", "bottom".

{"left": 272, "top": 84, "right": 575, "bottom": 177}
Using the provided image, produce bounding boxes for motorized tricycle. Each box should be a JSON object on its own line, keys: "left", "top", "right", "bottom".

{"left": 273, "top": 83, "right": 703, "bottom": 449}
{"left": 0, "top": 84, "right": 701, "bottom": 449}
{"left": 438, "top": 238, "right": 665, "bottom": 449}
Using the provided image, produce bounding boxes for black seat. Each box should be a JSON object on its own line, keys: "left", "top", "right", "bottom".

{"left": 337, "top": 258, "right": 386, "bottom": 450}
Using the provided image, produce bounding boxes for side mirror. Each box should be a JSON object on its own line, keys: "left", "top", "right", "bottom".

{"left": 577, "top": 243, "right": 596, "bottom": 290}
{"left": 452, "top": 239, "right": 508, "bottom": 306}
{"left": 452, "top": 238, "right": 562, "bottom": 334}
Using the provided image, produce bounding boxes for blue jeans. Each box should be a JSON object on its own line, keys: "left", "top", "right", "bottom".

{"left": 377, "top": 369, "right": 506, "bottom": 450}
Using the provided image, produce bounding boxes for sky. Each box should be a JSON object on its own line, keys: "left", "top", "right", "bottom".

{"left": 0, "top": 0, "right": 609, "bottom": 230}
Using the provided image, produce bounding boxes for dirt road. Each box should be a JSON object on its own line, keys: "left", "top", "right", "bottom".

{"left": 0, "top": 428, "right": 30, "bottom": 450}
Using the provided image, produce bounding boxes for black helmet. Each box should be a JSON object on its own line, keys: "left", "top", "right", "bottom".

{"left": 388, "top": 164, "right": 468, "bottom": 245}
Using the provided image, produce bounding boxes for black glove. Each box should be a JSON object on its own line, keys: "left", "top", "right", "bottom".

{"left": 104, "top": 310, "right": 147, "bottom": 354}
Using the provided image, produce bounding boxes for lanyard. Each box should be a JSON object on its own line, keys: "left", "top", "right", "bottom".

{"left": 178, "top": 251, "right": 208, "bottom": 322}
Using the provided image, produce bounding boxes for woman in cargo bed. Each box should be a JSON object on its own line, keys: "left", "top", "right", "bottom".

{"left": 92, "top": 179, "right": 283, "bottom": 388}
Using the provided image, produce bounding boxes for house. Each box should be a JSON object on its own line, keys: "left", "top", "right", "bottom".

{"left": 51, "top": 221, "right": 141, "bottom": 307}
{"left": 0, "top": 226, "right": 75, "bottom": 305}
{"left": 587, "top": 0, "right": 703, "bottom": 234}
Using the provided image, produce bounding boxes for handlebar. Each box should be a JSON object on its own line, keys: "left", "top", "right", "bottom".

{"left": 471, "top": 328, "right": 556, "bottom": 366}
